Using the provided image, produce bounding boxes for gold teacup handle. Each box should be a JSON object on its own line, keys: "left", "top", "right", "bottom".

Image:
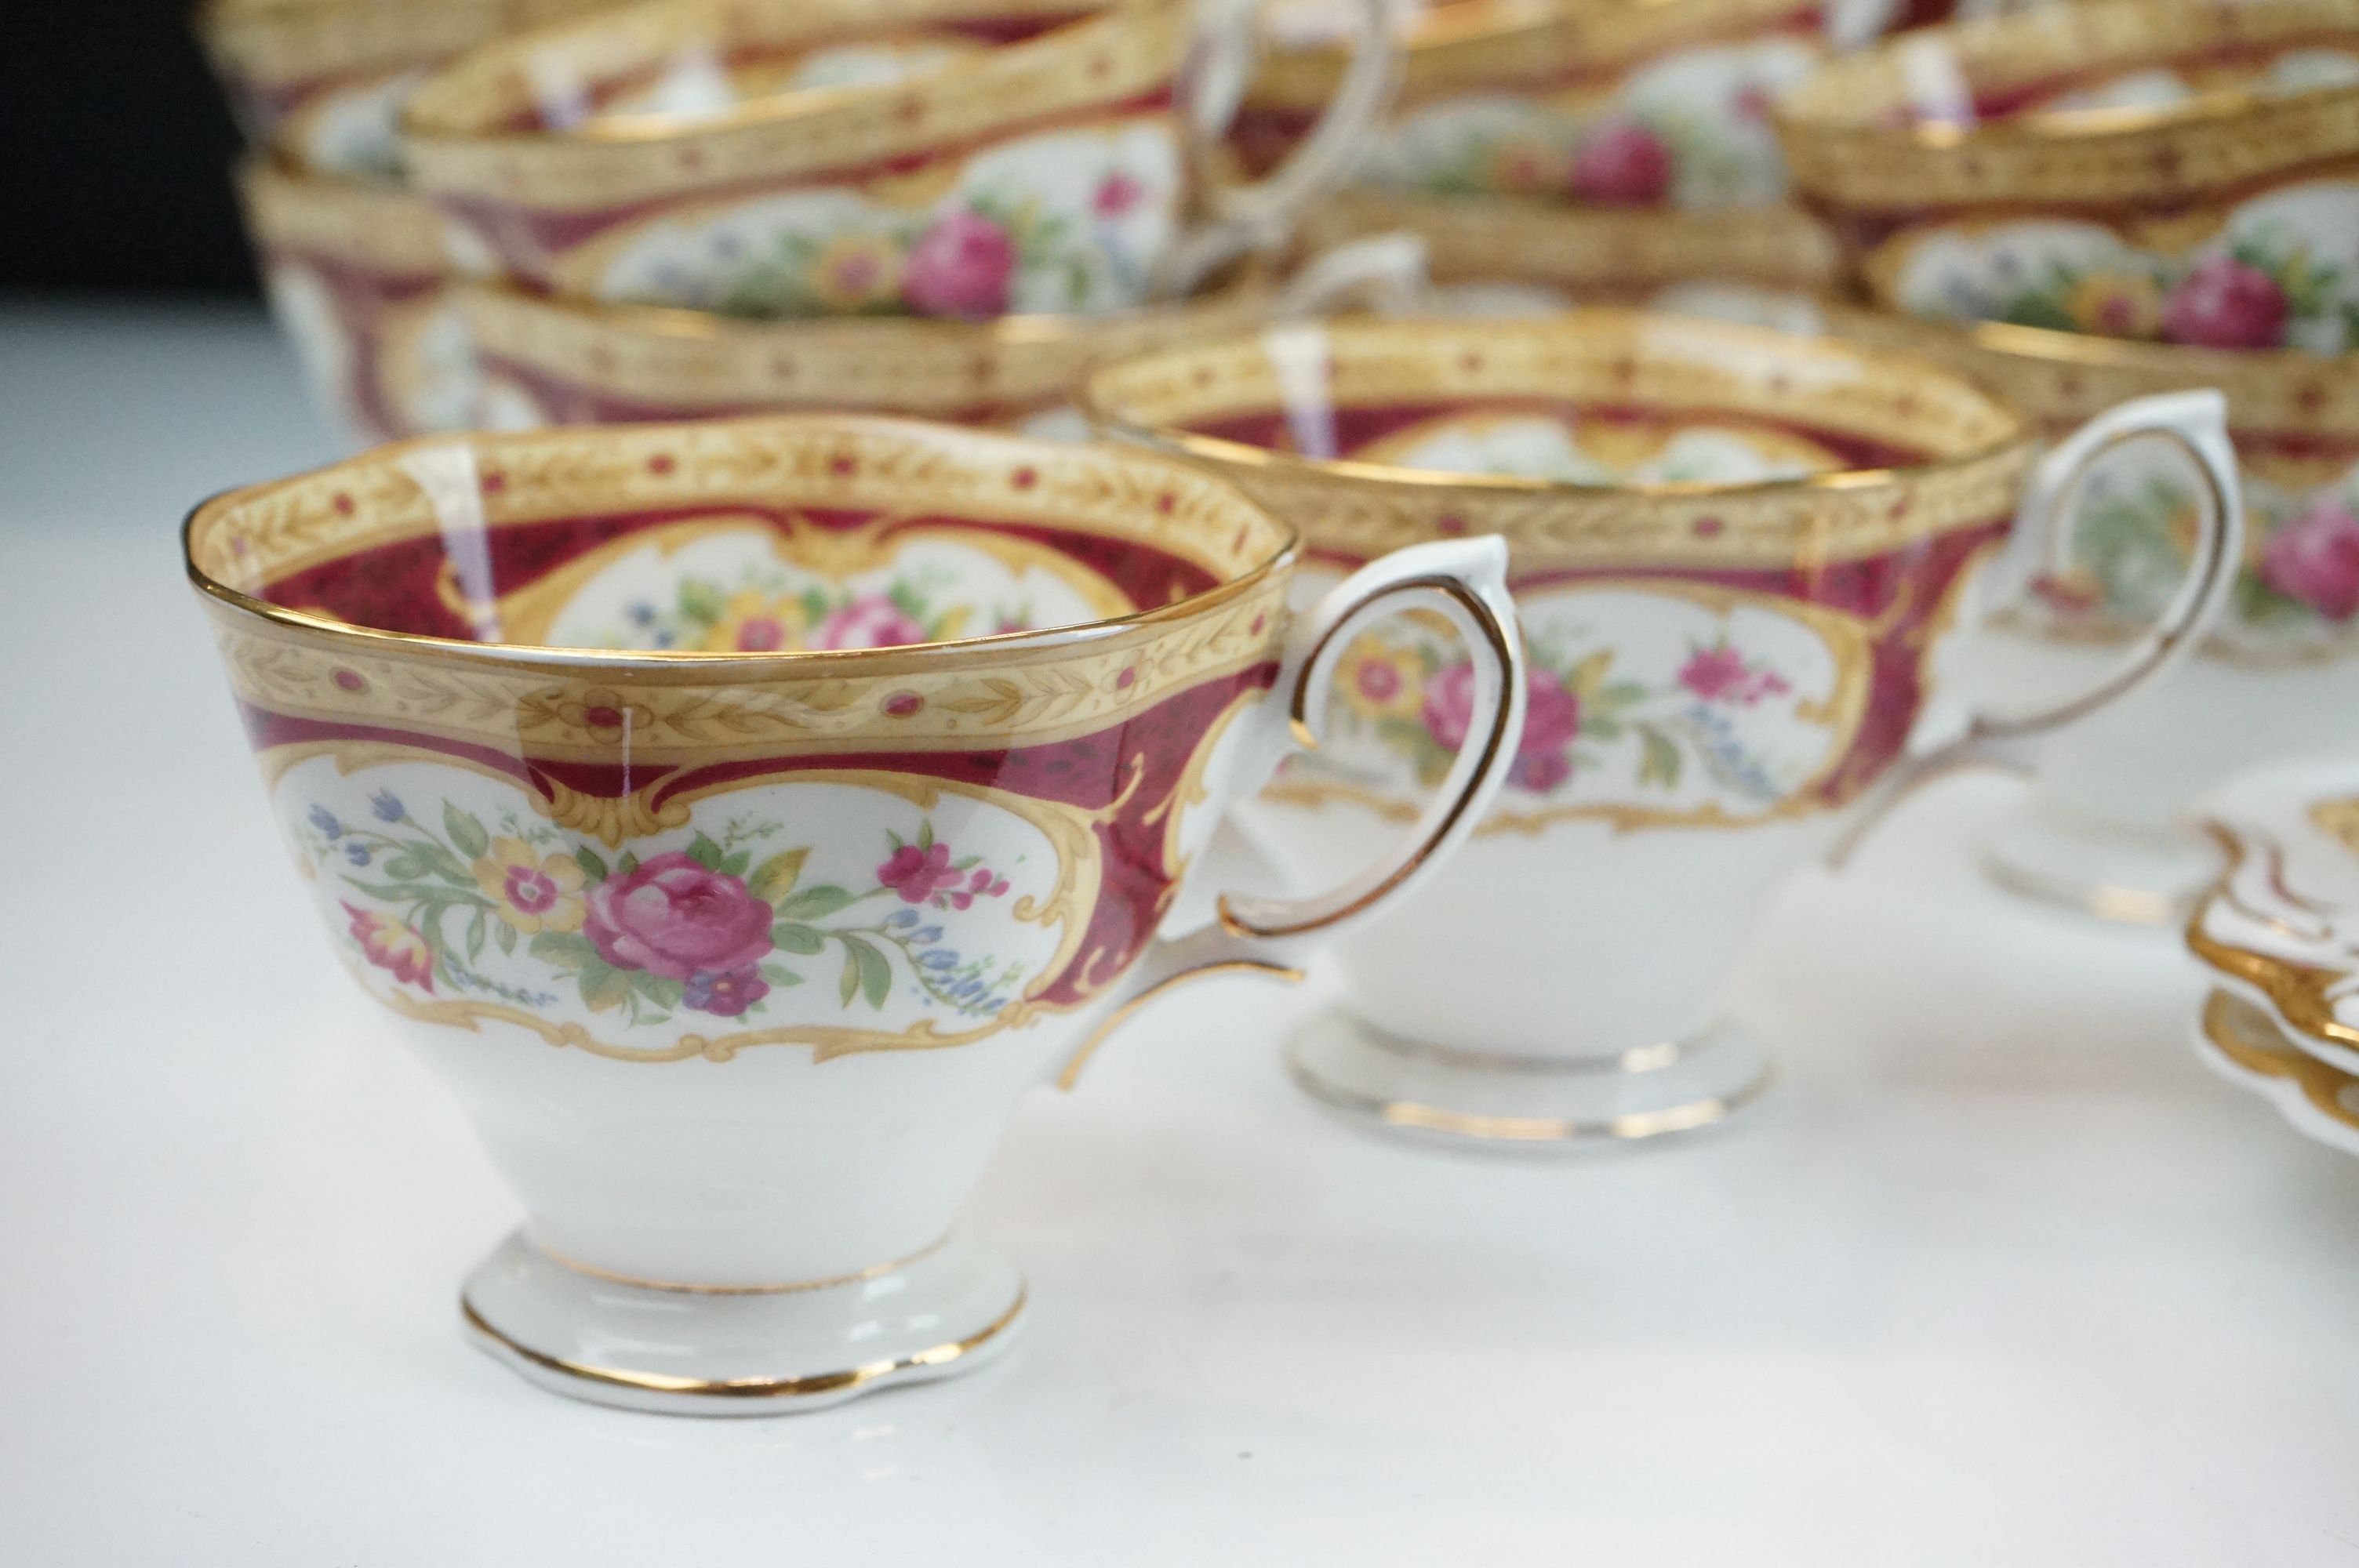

{"left": 1055, "top": 536, "right": 1528, "bottom": 1087}
{"left": 1154, "top": 0, "right": 1401, "bottom": 298}
{"left": 1830, "top": 389, "right": 2246, "bottom": 866}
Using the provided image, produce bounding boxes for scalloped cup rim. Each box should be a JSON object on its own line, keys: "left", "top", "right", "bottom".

{"left": 1772, "top": 0, "right": 2359, "bottom": 150}
{"left": 399, "top": 0, "right": 1143, "bottom": 151}
{"left": 1082, "top": 307, "right": 2034, "bottom": 505}
{"left": 182, "top": 412, "right": 1302, "bottom": 673}
{"left": 456, "top": 270, "right": 1269, "bottom": 349}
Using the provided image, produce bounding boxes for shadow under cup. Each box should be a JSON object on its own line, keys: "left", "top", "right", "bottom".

{"left": 1087, "top": 313, "right": 2065, "bottom": 1145}
{"left": 184, "top": 417, "right": 1315, "bottom": 1406}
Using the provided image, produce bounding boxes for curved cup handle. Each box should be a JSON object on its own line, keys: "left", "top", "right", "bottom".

{"left": 1054, "top": 536, "right": 1528, "bottom": 1087}
{"left": 1269, "top": 232, "right": 1431, "bottom": 318}
{"left": 1828, "top": 389, "right": 2245, "bottom": 868}
{"left": 1155, "top": 0, "right": 1401, "bottom": 299}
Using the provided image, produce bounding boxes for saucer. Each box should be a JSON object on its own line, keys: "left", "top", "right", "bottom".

{"left": 2192, "top": 989, "right": 2359, "bottom": 1159}
{"left": 2186, "top": 756, "right": 2359, "bottom": 1076}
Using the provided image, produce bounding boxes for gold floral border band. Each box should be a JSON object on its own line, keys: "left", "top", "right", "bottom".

{"left": 197, "top": 0, "right": 615, "bottom": 93}
{"left": 1083, "top": 311, "right": 2033, "bottom": 572}
{"left": 1827, "top": 307, "right": 2359, "bottom": 439}
{"left": 460, "top": 275, "right": 1281, "bottom": 414}
{"left": 237, "top": 157, "right": 453, "bottom": 276}
{"left": 1777, "top": 0, "right": 2359, "bottom": 211}
{"left": 187, "top": 416, "right": 1299, "bottom": 760}
{"left": 1246, "top": 0, "right": 1812, "bottom": 111}
{"left": 404, "top": 0, "right": 1184, "bottom": 212}
{"left": 1296, "top": 191, "right": 1841, "bottom": 292}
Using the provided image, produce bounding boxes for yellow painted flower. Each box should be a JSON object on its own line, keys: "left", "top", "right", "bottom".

{"left": 807, "top": 234, "right": 904, "bottom": 311}
{"left": 701, "top": 589, "right": 806, "bottom": 653}
{"left": 472, "top": 837, "right": 587, "bottom": 936}
{"left": 2066, "top": 272, "right": 2165, "bottom": 339}
{"left": 1336, "top": 633, "right": 1425, "bottom": 720}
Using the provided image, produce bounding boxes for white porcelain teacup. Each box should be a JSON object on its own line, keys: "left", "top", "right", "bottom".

{"left": 1088, "top": 311, "right": 2243, "bottom": 1148}
{"left": 402, "top": 0, "right": 1400, "bottom": 318}
{"left": 185, "top": 416, "right": 1524, "bottom": 1410}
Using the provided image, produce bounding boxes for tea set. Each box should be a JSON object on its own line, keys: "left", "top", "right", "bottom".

{"left": 184, "top": 0, "right": 2359, "bottom": 1413}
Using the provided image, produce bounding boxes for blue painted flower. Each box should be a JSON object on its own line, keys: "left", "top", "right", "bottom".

{"left": 344, "top": 841, "right": 373, "bottom": 866}
{"left": 913, "top": 926, "right": 943, "bottom": 945}
{"left": 888, "top": 909, "right": 920, "bottom": 929}
{"left": 308, "top": 804, "right": 343, "bottom": 839}
{"left": 369, "top": 788, "right": 404, "bottom": 823}
{"left": 920, "top": 949, "right": 958, "bottom": 970}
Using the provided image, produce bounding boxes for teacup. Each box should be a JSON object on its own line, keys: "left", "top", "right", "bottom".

{"left": 400, "top": 0, "right": 1398, "bottom": 318}
{"left": 197, "top": 0, "right": 611, "bottom": 178}
{"left": 238, "top": 158, "right": 484, "bottom": 446}
{"left": 1778, "top": 0, "right": 2359, "bottom": 355}
{"left": 456, "top": 234, "right": 1431, "bottom": 435}
{"left": 184, "top": 416, "right": 1523, "bottom": 1410}
{"left": 1224, "top": 0, "right": 2041, "bottom": 292}
{"left": 1086, "top": 311, "right": 2241, "bottom": 1146}
{"left": 1829, "top": 314, "right": 2359, "bottom": 920}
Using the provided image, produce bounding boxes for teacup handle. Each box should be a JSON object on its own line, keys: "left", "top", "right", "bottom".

{"left": 1154, "top": 0, "right": 1401, "bottom": 299}
{"left": 1053, "top": 535, "right": 1527, "bottom": 1086}
{"left": 1829, "top": 389, "right": 2245, "bottom": 866}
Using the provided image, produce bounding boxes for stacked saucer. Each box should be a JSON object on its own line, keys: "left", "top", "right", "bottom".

{"left": 2186, "top": 757, "right": 2359, "bottom": 1157}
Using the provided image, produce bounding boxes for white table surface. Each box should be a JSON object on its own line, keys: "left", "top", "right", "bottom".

{"left": 4, "top": 301, "right": 2357, "bottom": 1566}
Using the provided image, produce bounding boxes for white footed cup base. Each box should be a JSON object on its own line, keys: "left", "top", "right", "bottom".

{"left": 459, "top": 1227, "right": 1026, "bottom": 1417}
{"left": 1983, "top": 799, "right": 2224, "bottom": 927}
{"left": 1285, "top": 1011, "right": 1771, "bottom": 1152}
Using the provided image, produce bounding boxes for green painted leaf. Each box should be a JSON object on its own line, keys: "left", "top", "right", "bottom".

{"left": 917, "top": 818, "right": 936, "bottom": 852}
{"left": 719, "top": 849, "right": 751, "bottom": 879}
{"left": 466, "top": 907, "right": 488, "bottom": 964}
{"left": 529, "top": 931, "right": 597, "bottom": 972}
{"left": 444, "top": 804, "right": 489, "bottom": 862}
{"left": 575, "top": 846, "right": 609, "bottom": 886}
{"left": 686, "top": 833, "right": 725, "bottom": 873}
{"left": 841, "top": 935, "right": 893, "bottom": 1010}
{"left": 758, "top": 962, "right": 805, "bottom": 988}
{"left": 617, "top": 851, "right": 640, "bottom": 877}
{"left": 412, "top": 840, "right": 471, "bottom": 885}
{"left": 839, "top": 949, "right": 861, "bottom": 1006}
{"left": 750, "top": 848, "right": 809, "bottom": 903}
{"left": 678, "top": 580, "right": 726, "bottom": 626}
{"left": 1637, "top": 728, "right": 1682, "bottom": 789}
{"left": 634, "top": 971, "right": 684, "bottom": 1008}
{"left": 496, "top": 920, "right": 518, "bottom": 956}
{"left": 579, "top": 960, "right": 631, "bottom": 1013}
{"left": 778, "top": 884, "right": 855, "bottom": 920}
{"left": 771, "top": 921, "right": 825, "bottom": 955}
{"left": 385, "top": 855, "right": 427, "bottom": 882}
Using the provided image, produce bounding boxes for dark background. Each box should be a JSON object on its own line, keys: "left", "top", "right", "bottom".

{"left": 5, "top": 4, "right": 256, "bottom": 295}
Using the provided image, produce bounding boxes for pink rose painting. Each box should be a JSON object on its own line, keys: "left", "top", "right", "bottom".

{"left": 880, "top": 840, "right": 1010, "bottom": 910}
{"left": 1568, "top": 118, "right": 1674, "bottom": 207}
{"left": 2260, "top": 495, "right": 2359, "bottom": 620}
{"left": 345, "top": 902, "right": 434, "bottom": 991}
{"left": 2161, "top": 256, "right": 2289, "bottom": 350}
{"left": 1093, "top": 170, "right": 1144, "bottom": 220}
{"left": 902, "top": 210, "right": 1017, "bottom": 318}
{"left": 815, "top": 595, "right": 929, "bottom": 650}
{"left": 583, "top": 852, "right": 775, "bottom": 993}
{"left": 1424, "top": 662, "right": 1583, "bottom": 792}
{"left": 1677, "top": 645, "right": 1791, "bottom": 706}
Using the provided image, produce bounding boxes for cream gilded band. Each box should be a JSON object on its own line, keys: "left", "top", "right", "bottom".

{"left": 198, "top": 0, "right": 612, "bottom": 90}
{"left": 237, "top": 158, "right": 453, "bottom": 276}
{"left": 1248, "top": 0, "right": 1811, "bottom": 111}
{"left": 459, "top": 278, "right": 1278, "bottom": 412}
{"left": 1084, "top": 314, "right": 2033, "bottom": 571}
{"left": 187, "top": 415, "right": 1289, "bottom": 595}
{"left": 1297, "top": 191, "right": 1841, "bottom": 292}
{"left": 1829, "top": 307, "right": 2359, "bottom": 438}
{"left": 207, "top": 572, "right": 1288, "bottom": 762}
{"left": 404, "top": 0, "right": 1187, "bottom": 212}
{"left": 1778, "top": 0, "right": 2359, "bottom": 211}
